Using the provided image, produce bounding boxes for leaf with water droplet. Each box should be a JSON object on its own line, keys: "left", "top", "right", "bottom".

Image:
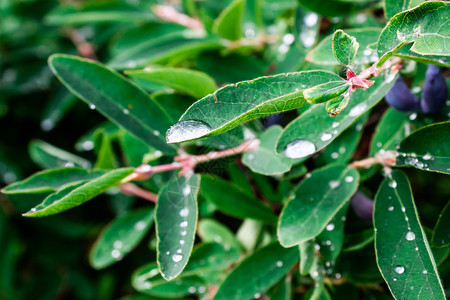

{"left": 278, "top": 164, "right": 359, "bottom": 247}
{"left": 89, "top": 207, "right": 154, "bottom": 269}
{"left": 29, "top": 139, "right": 92, "bottom": 169}
{"left": 306, "top": 28, "right": 381, "bottom": 66}
{"left": 397, "top": 121, "right": 450, "bottom": 174}
{"left": 23, "top": 168, "right": 134, "bottom": 217}
{"left": 132, "top": 262, "right": 206, "bottom": 297}
{"left": 48, "top": 54, "right": 176, "bottom": 154}
{"left": 200, "top": 175, "right": 277, "bottom": 223}
{"left": 374, "top": 170, "right": 445, "bottom": 299}
{"left": 242, "top": 126, "right": 292, "bottom": 175}
{"left": 376, "top": 2, "right": 450, "bottom": 67}
{"left": 213, "top": 242, "right": 299, "bottom": 300}
{"left": 277, "top": 73, "right": 397, "bottom": 158}
{"left": 332, "top": 29, "right": 360, "bottom": 66}
{"left": 168, "top": 71, "right": 345, "bottom": 143}
{"left": 197, "top": 219, "right": 243, "bottom": 253}
{"left": 125, "top": 67, "right": 217, "bottom": 99}
{"left": 156, "top": 175, "right": 200, "bottom": 280}
{"left": 432, "top": 200, "right": 450, "bottom": 247}
{"left": 1, "top": 167, "right": 103, "bottom": 195}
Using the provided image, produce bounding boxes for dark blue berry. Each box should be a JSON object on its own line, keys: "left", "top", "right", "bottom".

{"left": 350, "top": 192, "right": 373, "bottom": 222}
{"left": 384, "top": 76, "right": 420, "bottom": 112}
{"left": 420, "top": 64, "right": 448, "bottom": 114}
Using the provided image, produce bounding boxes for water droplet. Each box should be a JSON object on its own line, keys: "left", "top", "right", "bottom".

{"left": 345, "top": 176, "right": 354, "bottom": 183}
{"left": 166, "top": 251, "right": 170, "bottom": 255}
{"left": 394, "top": 266, "right": 405, "bottom": 274}
{"left": 363, "top": 49, "right": 372, "bottom": 56}
{"left": 389, "top": 180, "right": 397, "bottom": 188}
{"left": 113, "top": 240, "right": 123, "bottom": 249}
{"left": 180, "top": 230, "right": 187, "bottom": 236}
{"left": 198, "top": 286, "right": 206, "bottom": 293}
{"left": 409, "top": 113, "right": 417, "bottom": 121}
{"left": 326, "top": 223, "right": 335, "bottom": 231}
{"left": 276, "top": 261, "right": 283, "bottom": 267}
{"left": 332, "top": 122, "right": 340, "bottom": 128}
{"left": 180, "top": 221, "right": 188, "bottom": 227}
{"left": 393, "top": 277, "right": 397, "bottom": 281}
{"left": 325, "top": 261, "right": 331, "bottom": 267}
{"left": 123, "top": 109, "right": 129, "bottom": 115}
{"left": 247, "top": 153, "right": 255, "bottom": 160}
{"left": 31, "top": 208, "right": 37, "bottom": 212}
{"left": 111, "top": 249, "right": 122, "bottom": 259}
{"left": 283, "top": 140, "right": 316, "bottom": 158}
{"left": 314, "top": 244, "right": 321, "bottom": 250}
{"left": 180, "top": 240, "right": 185, "bottom": 245}
{"left": 172, "top": 254, "right": 183, "bottom": 262}
{"left": 304, "top": 13, "right": 318, "bottom": 27}
{"left": 335, "top": 273, "right": 341, "bottom": 279}
{"left": 82, "top": 140, "right": 94, "bottom": 151}
{"left": 89, "top": 104, "right": 96, "bottom": 110}
{"left": 341, "top": 216, "right": 346, "bottom": 221}
{"left": 177, "top": 249, "right": 182, "bottom": 253}
{"left": 405, "top": 231, "right": 415, "bottom": 241}
{"left": 415, "top": 247, "right": 419, "bottom": 251}
{"left": 423, "top": 270, "right": 428, "bottom": 274}
{"left": 321, "top": 133, "right": 332, "bottom": 141}
{"left": 329, "top": 180, "right": 340, "bottom": 189}
{"left": 188, "top": 286, "right": 197, "bottom": 293}
{"left": 282, "top": 33, "right": 295, "bottom": 45}
{"left": 179, "top": 208, "right": 189, "bottom": 217}
{"left": 166, "top": 120, "right": 212, "bottom": 143}
{"left": 183, "top": 186, "right": 191, "bottom": 196}
{"left": 40, "top": 119, "right": 55, "bottom": 131}
{"left": 423, "top": 153, "right": 432, "bottom": 160}
{"left": 349, "top": 103, "right": 368, "bottom": 117}
{"left": 254, "top": 293, "right": 261, "bottom": 299}
{"left": 331, "top": 152, "right": 339, "bottom": 159}
{"left": 134, "top": 221, "right": 146, "bottom": 230}
{"left": 401, "top": 207, "right": 406, "bottom": 213}
{"left": 388, "top": 206, "right": 394, "bottom": 211}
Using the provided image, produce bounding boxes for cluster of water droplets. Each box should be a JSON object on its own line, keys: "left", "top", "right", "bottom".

{"left": 166, "top": 120, "right": 212, "bottom": 144}
{"left": 284, "top": 140, "right": 316, "bottom": 158}
{"left": 398, "top": 152, "right": 434, "bottom": 171}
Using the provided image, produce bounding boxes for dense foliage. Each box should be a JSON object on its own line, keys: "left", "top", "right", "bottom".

{"left": 1, "top": 0, "right": 449, "bottom": 299}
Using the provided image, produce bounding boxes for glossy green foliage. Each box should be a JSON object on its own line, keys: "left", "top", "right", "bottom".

{"left": 90, "top": 207, "right": 154, "bottom": 269}
{"left": 397, "top": 122, "right": 450, "bottom": 174}
{"left": 125, "top": 67, "right": 217, "bottom": 99}
{"left": 377, "top": 1, "right": 450, "bottom": 67}
{"left": 374, "top": 170, "right": 445, "bottom": 299}
{"left": 278, "top": 164, "right": 359, "bottom": 247}
{"left": 213, "top": 243, "right": 299, "bottom": 300}
{"left": 432, "top": 201, "right": 450, "bottom": 247}
{"left": 24, "top": 168, "right": 133, "bottom": 217}
{"left": 29, "top": 139, "right": 91, "bottom": 169}
{"left": 167, "top": 71, "right": 344, "bottom": 143}
{"left": 332, "top": 30, "right": 359, "bottom": 66}
{"left": 49, "top": 55, "right": 176, "bottom": 153}
{"left": 156, "top": 175, "right": 200, "bottom": 280}
{"left": 213, "top": 0, "right": 245, "bottom": 41}
{"left": 384, "top": 0, "right": 410, "bottom": 18}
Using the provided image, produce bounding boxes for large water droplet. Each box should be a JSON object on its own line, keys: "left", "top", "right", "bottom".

{"left": 134, "top": 221, "right": 146, "bottom": 230}
{"left": 394, "top": 266, "right": 405, "bottom": 274}
{"left": 182, "top": 186, "right": 191, "bottom": 196}
{"left": 276, "top": 261, "right": 283, "bottom": 267}
{"left": 405, "top": 231, "right": 416, "bottom": 241}
{"left": 345, "top": 176, "right": 354, "bottom": 183}
{"left": 172, "top": 254, "right": 183, "bottom": 262}
{"left": 179, "top": 208, "right": 189, "bottom": 217}
{"left": 326, "top": 223, "right": 335, "bottom": 231}
{"left": 111, "top": 249, "right": 122, "bottom": 259}
{"left": 166, "top": 120, "right": 212, "bottom": 143}
{"left": 389, "top": 180, "right": 397, "bottom": 188}
{"left": 284, "top": 140, "right": 316, "bottom": 158}
{"left": 321, "top": 133, "right": 332, "bottom": 141}
{"left": 349, "top": 103, "right": 368, "bottom": 117}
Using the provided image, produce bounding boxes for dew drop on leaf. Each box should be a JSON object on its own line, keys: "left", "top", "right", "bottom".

{"left": 405, "top": 231, "right": 416, "bottom": 241}
{"left": 283, "top": 140, "right": 316, "bottom": 158}
{"left": 179, "top": 208, "right": 189, "bottom": 217}
{"left": 166, "top": 120, "right": 212, "bottom": 143}
{"left": 389, "top": 180, "right": 397, "bottom": 188}
{"left": 320, "top": 132, "right": 332, "bottom": 141}
{"left": 182, "top": 186, "right": 191, "bottom": 196}
{"left": 172, "top": 254, "right": 183, "bottom": 262}
{"left": 180, "top": 221, "right": 188, "bottom": 227}
{"left": 344, "top": 176, "right": 354, "bottom": 183}
{"left": 394, "top": 266, "right": 405, "bottom": 274}
{"left": 326, "top": 223, "right": 335, "bottom": 231}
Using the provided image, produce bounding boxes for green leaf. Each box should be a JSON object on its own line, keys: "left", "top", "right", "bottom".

{"left": 299, "top": 240, "right": 316, "bottom": 275}
{"left": 23, "top": 168, "right": 133, "bottom": 217}
{"left": 396, "top": 121, "right": 450, "bottom": 174}
{"left": 166, "top": 71, "right": 345, "bottom": 143}
{"left": 213, "top": 0, "right": 245, "bottom": 41}
{"left": 45, "top": 1, "right": 155, "bottom": 25}
{"left": 384, "top": 0, "right": 410, "bottom": 19}
{"left": 197, "top": 219, "right": 243, "bottom": 252}
{"left": 48, "top": 54, "right": 176, "bottom": 154}
{"left": 156, "top": 175, "right": 201, "bottom": 280}
{"left": 108, "top": 33, "right": 223, "bottom": 70}
{"left": 213, "top": 242, "right": 299, "bottom": 300}
{"left": 1, "top": 167, "right": 103, "bottom": 195}
{"left": 369, "top": 108, "right": 410, "bottom": 156}
{"left": 297, "top": 0, "right": 357, "bottom": 17}
{"left": 432, "top": 201, "right": 450, "bottom": 247}
{"left": 125, "top": 67, "right": 217, "bottom": 99}
{"left": 277, "top": 74, "right": 397, "bottom": 159}
{"left": 306, "top": 28, "right": 381, "bottom": 66}
{"left": 242, "top": 126, "right": 292, "bottom": 175}
{"left": 94, "top": 130, "right": 118, "bottom": 170}
{"left": 302, "top": 81, "right": 350, "bottom": 104}
{"left": 316, "top": 203, "right": 349, "bottom": 261}
{"left": 200, "top": 175, "right": 277, "bottom": 223}
{"left": 374, "top": 170, "right": 445, "bottom": 299}
{"left": 89, "top": 207, "right": 154, "bottom": 269}
{"left": 376, "top": 1, "right": 450, "bottom": 67}
{"left": 332, "top": 30, "right": 360, "bottom": 66}
{"left": 132, "top": 262, "right": 206, "bottom": 297}
{"left": 342, "top": 229, "right": 374, "bottom": 252}
{"left": 29, "top": 139, "right": 91, "bottom": 169}
{"left": 278, "top": 164, "right": 359, "bottom": 247}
